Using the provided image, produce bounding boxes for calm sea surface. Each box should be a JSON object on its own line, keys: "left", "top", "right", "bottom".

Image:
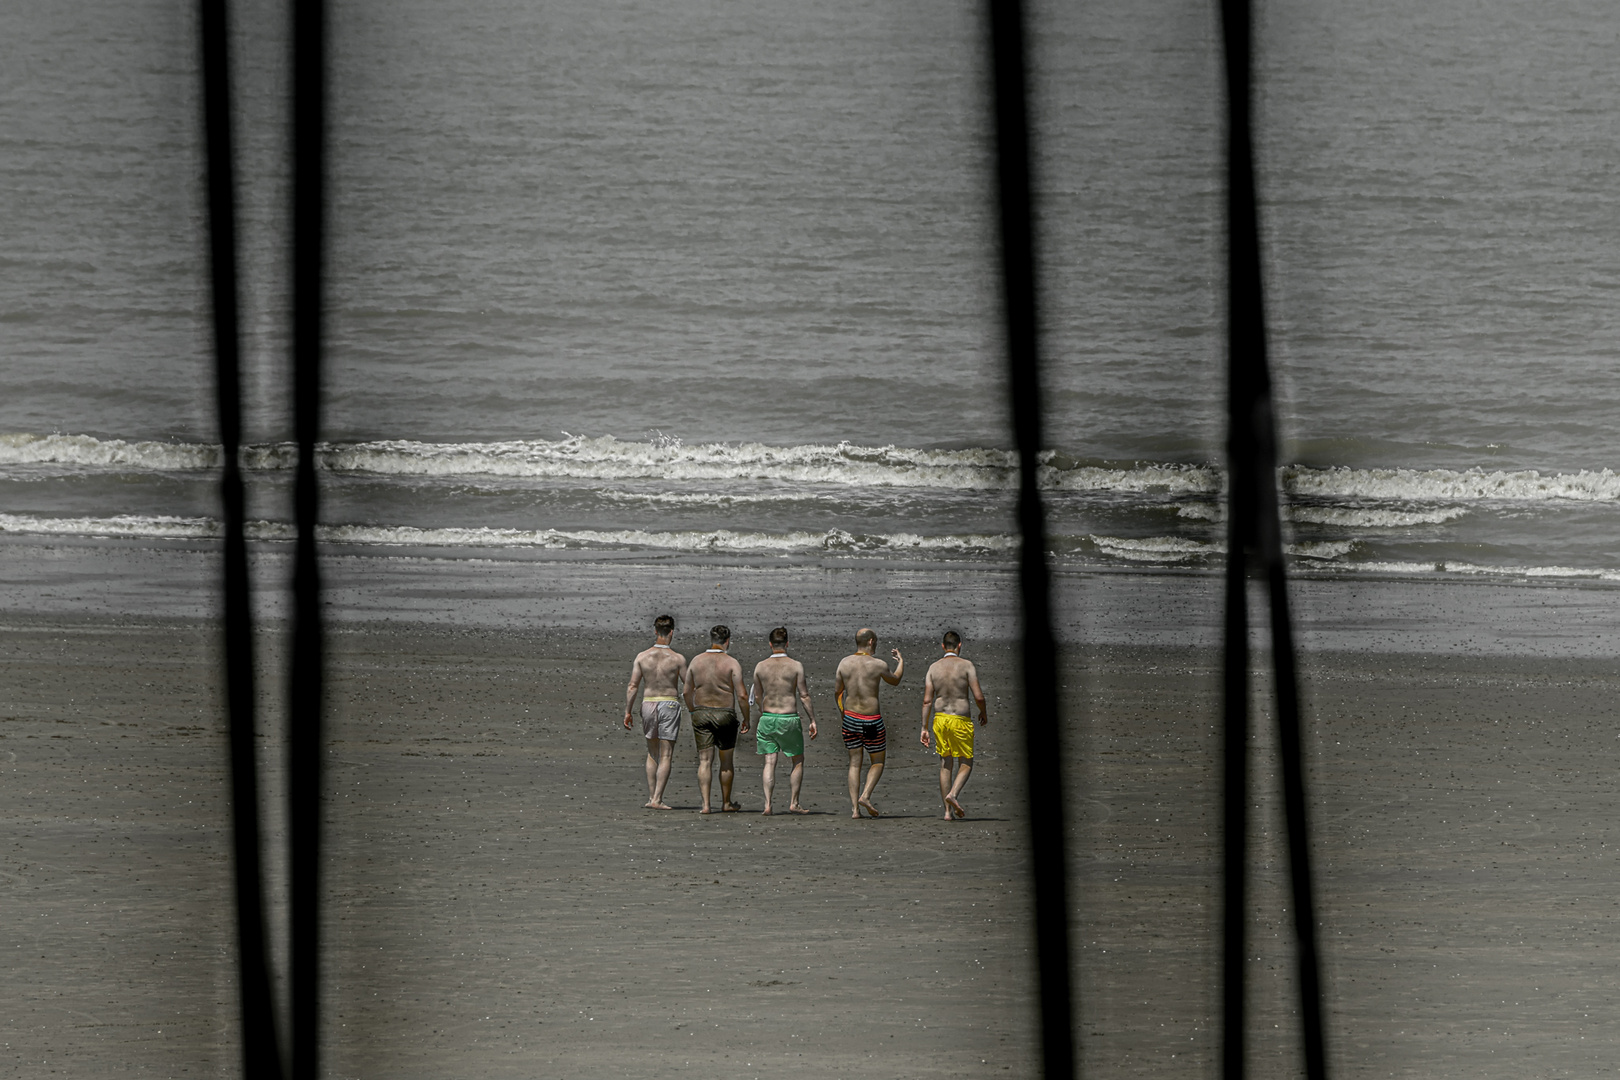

{"left": 3, "top": 0, "right": 1618, "bottom": 583}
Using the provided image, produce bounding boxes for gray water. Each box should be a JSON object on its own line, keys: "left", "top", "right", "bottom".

{"left": 4, "top": 0, "right": 1619, "bottom": 582}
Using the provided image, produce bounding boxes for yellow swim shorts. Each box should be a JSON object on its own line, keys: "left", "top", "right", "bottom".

{"left": 932, "top": 712, "right": 975, "bottom": 759}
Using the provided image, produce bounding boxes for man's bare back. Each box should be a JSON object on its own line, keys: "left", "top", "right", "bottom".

{"left": 834, "top": 650, "right": 902, "bottom": 717}
{"left": 751, "top": 653, "right": 812, "bottom": 719}
{"left": 627, "top": 645, "right": 686, "bottom": 706}
{"left": 687, "top": 649, "right": 748, "bottom": 716}
{"left": 924, "top": 652, "right": 982, "bottom": 721}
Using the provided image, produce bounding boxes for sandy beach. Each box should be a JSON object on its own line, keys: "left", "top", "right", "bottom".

{"left": 5, "top": 609, "right": 1619, "bottom": 1078}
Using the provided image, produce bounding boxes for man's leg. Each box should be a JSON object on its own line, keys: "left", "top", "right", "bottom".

{"left": 939, "top": 754, "right": 954, "bottom": 819}
{"left": 846, "top": 747, "right": 863, "bottom": 818}
{"left": 645, "top": 737, "right": 660, "bottom": 803}
{"left": 645, "top": 738, "right": 674, "bottom": 809}
{"left": 696, "top": 745, "right": 715, "bottom": 813}
{"left": 761, "top": 752, "right": 777, "bottom": 815}
{"left": 787, "top": 754, "right": 807, "bottom": 813}
{"left": 718, "top": 747, "right": 737, "bottom": 809}
{"left": 859, "top": 750, "right": 885, "bottom": 817}
{"left": 945, "top": 756, "right": 972, "bottom": 818}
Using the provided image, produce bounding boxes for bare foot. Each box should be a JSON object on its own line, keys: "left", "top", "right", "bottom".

{"left": 699, "top": 807, "right": 714, "bottom": 814}
{"left": 859, "top": 797, "right": 881, "bottom": 818}
{"left": 788, "top": 804, "right": 810, "bottom": 815}
{"left": 645, "top": 800, "right": 673, "bottom": 810}
{"left": 761, "top": 807, "right": 773, "bottom": 816}
{"left": 945, "top": 795, "right": 965, "bottom": 819}
{"left": 851, "top": 809, "right": 862, "bottom": 819}
{"left": 723, "top": 802, "right": 742, "bottom": 812}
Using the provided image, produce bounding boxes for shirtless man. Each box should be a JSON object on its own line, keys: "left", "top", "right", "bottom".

{"left": 919, "top": 630, "right": 987, "bottom": 820}
{"left": 832, "top": 628, "right": 903, "bottom": 819}
{"left": 749, "top": 627, "right": 817, "bottom": 815}
{"left": 684, "top": 624, "right": 751, "bottom": 814}
{"left": 622, "top": 614, "right": 687, "bottom": 810}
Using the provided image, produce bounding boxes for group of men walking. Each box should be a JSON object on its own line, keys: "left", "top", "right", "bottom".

{"left": 622, "top": 616, "right": 988, "bottom": 819}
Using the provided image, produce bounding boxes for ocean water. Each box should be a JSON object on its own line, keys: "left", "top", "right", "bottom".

{"left": 3, "top": 0, "right": 1619, "bottom": 586}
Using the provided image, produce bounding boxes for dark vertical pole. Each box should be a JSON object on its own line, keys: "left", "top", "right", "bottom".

{"left": 1218, "top": 1, "right": 1329, "bottom": 1079}
{"left": 200, "top": 1, "right": 286, "bottom": 1076}
{"left": 986, "top": 3, "right": 1075, "bottom": 1077}
{"left": 289, "top": 0, "right": 325, "bottom": 1075}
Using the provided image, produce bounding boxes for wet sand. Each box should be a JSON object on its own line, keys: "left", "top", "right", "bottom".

{"left": 4, "top": 615, "right": 1618, "bottom": 1077}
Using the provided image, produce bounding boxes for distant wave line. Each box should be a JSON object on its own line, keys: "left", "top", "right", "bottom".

{"left": 10, "top": 432, "right": 1620, "bottom": 504}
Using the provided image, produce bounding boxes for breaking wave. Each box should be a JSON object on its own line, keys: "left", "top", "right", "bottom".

{"left": 12, "top": 432, "right": 1620, "bottom": 506}
{"left": 0, "top": 512, "right": 1015, "bottom": 554}
{"left": 1176, "top": 502, "right": 1470, "bottom": 527}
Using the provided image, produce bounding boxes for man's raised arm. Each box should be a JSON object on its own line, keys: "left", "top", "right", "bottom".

{"left": 882, "top": 648, "right": 904, "bottom": 686}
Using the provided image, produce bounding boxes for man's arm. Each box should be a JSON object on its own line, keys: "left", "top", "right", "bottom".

{"left": 832, "top": 664, "right": 846, "bottom": 717}
{"left": 882, "top": 648, "right": 904, "bottom": 686}
{"left": 731, "top": 659, "right": 751, "bottom": 734}
{"left": 623, "top": 656, "right": 643, "bottom": 730}
{"left": 682, "top": 658, "right": 696, "bottom": 711}
{"left": 919, "top": 669, "right": 935, "bottom": 748}
{"left": 797, "top": 664, "right": 817, "bottom": 738}
{"left": 969, "top": 664, "right": 988, "bottom": 725}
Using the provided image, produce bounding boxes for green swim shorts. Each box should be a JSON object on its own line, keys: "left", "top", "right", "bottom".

{"left": 755, "top": 712, "right": 804, "bottom": 758}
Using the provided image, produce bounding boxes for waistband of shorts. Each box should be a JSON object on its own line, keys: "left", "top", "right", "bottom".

{"left": 643, "top": 696, "right": 679, "bottom": 703}
{"left": 934, "top": 712, "right": 971, "bottom": 723}
{"left": 759, "top": 712, "right": 800, "bottom": 721}
{"left": 690, "top": 706, "right": 737, "bottom": 719}
{"left": 842, "top": 711, "right": 881, "bottom": 722}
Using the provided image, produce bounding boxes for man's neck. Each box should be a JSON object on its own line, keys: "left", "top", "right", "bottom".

{"left": 653, "top": 640, "right": 672, "bottom": 649}
{"left": 856, "top": 648, "right": 873, "bottom": 657}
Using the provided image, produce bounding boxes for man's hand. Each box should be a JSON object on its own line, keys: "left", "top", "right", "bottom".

{"left": 920, "top": 727, "right": 933, "bottom": 749}
{"left": 807, "top": 719, "right": 818, "bottom": 740}
{"left": 622, "top": 711, "right": 633, "bottom": 731}
{"left": 978, "top": 711, "right": 988, "bottom": 727}
{"left": 739, "top": 719, "right": 751, "bottom": 736}
{"left": 891, "top": 648, "right": 902, "bottom": 662}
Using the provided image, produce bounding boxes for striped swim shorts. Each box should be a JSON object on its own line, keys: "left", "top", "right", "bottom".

{"left": 841, "top": 711, "right": 886, "bottom": 754}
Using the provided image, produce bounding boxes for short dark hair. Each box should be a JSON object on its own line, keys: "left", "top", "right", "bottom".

{"left": 769, "top": 626, "right": 788, "bottom": 647}
{"left": 654, "top": 614, "right": 675, "bottom": 636}
{"left": 710, "top": 624, "right": 730, "bottom": 645}
{"left": 942, "top": 630, "right": 961, "bottom": 650}
{"left": 855, "top": 628, "right": 876, "bottom": 649}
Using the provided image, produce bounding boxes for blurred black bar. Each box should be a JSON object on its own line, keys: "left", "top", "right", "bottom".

{"left": 986, "top": 2, "right": 1076, "bottom": 1077}
{"left": 289, "top": 0, "right": 326, "bottom": 1075}
{"left": 199, "top": 0, "right": 286, "bottom": 1075}
{"left": 1218, "top": 1, "right": 1328, "bottom": 1078}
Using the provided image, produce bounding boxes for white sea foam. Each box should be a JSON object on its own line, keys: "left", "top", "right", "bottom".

{"left": 1350, "top": 560, "right": 1620, "bottom": 581}
{"left": 1087, "top": 535, "right": 1222, "bottom": 562}
{"left": 14, "top": 431, "right": 1620, "bottom": 507}
{"left": 0, "top": 512, "right": 1014, "bottom": 554}
{"left": 1282, "top": 464, "right": 1620, "bottom": 504}
{"left": 1179, "top": 502, "right": 1468, "bottom": 527}
{"left": 1286, "top": 505, "right": 1469, "bottom": 527}
{"left": 1047, "top": 462, "right": 1219, "bottom": 495}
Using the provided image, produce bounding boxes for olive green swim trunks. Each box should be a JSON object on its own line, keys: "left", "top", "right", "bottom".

{"left": 690, "top": 706, "right": 740, "bottom": 751}
{"left": 754, "top": 712, "right": 804, "bottom": 758}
